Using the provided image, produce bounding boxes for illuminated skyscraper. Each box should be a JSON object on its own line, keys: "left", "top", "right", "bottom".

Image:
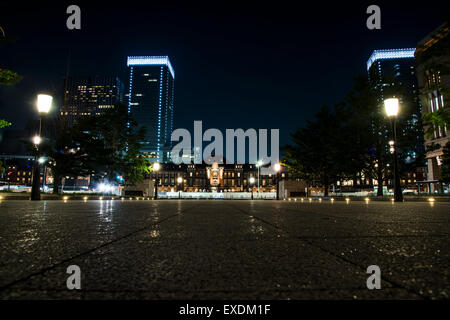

{"left": 367, "top": 48, "right": 425, "bottom": 163}
{"left": 367, "top": 48, "right": 417, "bottom": 102}
{"left": 127, "top": 56, "right": 175, "bottom": 162}
{"left": 61, "top": 76, "right": 124, "bottom": 124}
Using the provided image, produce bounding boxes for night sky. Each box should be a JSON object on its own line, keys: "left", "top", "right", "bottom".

{"left": 0, "top": 1, "right": 446, "bottom": 146}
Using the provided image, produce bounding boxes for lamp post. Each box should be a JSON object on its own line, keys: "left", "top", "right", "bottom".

{"left": 384, "top": 98, "right": 403, "bottom": 202}
{"left": 177, "top": 176, "right": 183, "bottom": 199}
{"left": 274, "top": 163, "right": 281, "bottom": 200}
{"left": 31, "top": 94, "right": 52, "bottom": 201}
{"left": 249, "top": 176, "right": 255, "bottom": 200}
{"left": 153, "top": 162, "right": 161, "bottom": 200}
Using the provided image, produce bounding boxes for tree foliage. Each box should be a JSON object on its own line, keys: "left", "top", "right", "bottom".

{"left": 441, "top": 142, "right": 450, "bottom": 184}
{"left": 73, "top": 103, "right": 151, "bottom": 186}
{"left": 283, "top": 74, "right": 426, "bottom": 196}
{"left": 0, "top": 119, "right": 12, "bottom": 129}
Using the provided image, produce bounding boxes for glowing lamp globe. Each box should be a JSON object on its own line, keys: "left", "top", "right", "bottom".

{"left": 36, "top": 94, "right": 53, "bottom": 114}
{"left": 384, "top": 98, "right": 399, "bottom": 117}
{"left": 33, "top": 135, "right": 42, "bottom": 145}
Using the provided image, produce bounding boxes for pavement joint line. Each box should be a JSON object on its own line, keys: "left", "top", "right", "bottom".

{"left": 230, "top": 204, "right": 429, "bottom": 300}
{"left": 0, "top": 204, "right": 196, "bottom": 292}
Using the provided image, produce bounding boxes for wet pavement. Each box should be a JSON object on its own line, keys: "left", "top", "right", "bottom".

{"left": 0, "top": 199, "right": 449, "bottom": 299}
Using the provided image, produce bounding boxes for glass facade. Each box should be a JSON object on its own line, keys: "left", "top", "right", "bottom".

{"left": 127, "top": 56, "right": 175, "bottom": 162}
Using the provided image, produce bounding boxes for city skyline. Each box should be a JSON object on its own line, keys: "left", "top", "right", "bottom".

{"left": 0, "top": 2, "right": 446, "bottom": 146}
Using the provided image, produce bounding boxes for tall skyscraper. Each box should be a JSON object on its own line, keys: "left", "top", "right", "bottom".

{"left": 367, "top": 48, "right": 425, "bottom": 163}
{"left": 61, "top": 76, "right": 124, "bottom": 124}
{"left": 127, "top": 56, "right": 175, "bottom": 162}
{"left": 367, "top": 48, "right": 417, "bottom": 103}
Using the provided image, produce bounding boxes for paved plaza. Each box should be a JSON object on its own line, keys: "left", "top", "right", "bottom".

{"left": 0, "top": 199, "right": 449, "bottom": 299}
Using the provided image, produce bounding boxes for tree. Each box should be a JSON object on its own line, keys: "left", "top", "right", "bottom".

{"left": 283, "top": 105, "right": 359, "bottom": 197}
{"left": 344, "top": 76, "right": 387, "bottom": 195}
{"left": 0, "top": 160, "right": 5, "bottom": 177}
{"left": 0, "top": 68, "right": 22, "bottom": 86}
{"left": 74, "top": 103, "right": 151, "bottom": 186}
{"left": 40, "top": 120, "right": 91, "bottom": 194}
{"left": 346, "top": 74, "right": 425, "bottom": 196}
{"left": 284, "top": 74, "right": 426, "bottom": 197}
{"left": 441, "top": 142, "right": 450, "bottom": 184}
{"left": 0, "top": 119, "right": 11, "bottom": 129}
{"left": 0, "top": 32, "right": 22, "bottom": 127}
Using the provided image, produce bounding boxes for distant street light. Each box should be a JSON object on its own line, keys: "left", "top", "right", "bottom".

{"left": 32, "top": 135, "right": 42, "bottom": 145}
{"left": 384, "top": 98, "right": 403, "bottom": 202}
{"left": 177, "top": 176, "right": 183, "bottom": 199}
{"left": 153, "top": 162, "right": 161, "bottom": 200}
{"left": 249, "top": 176, "right": 255, "bottom": 200}
{"left": 274, "top": 163, "right": 281, "bottom": 200}
{"left": 31, "top": 94, "right": 52, "bottom": 201}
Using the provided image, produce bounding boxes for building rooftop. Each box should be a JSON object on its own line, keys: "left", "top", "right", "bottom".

{"left": 366, "top": 48, "right": 416, "bottom": 71}
{"left": 127, "top": 56, "right": 175, "bottom": 79}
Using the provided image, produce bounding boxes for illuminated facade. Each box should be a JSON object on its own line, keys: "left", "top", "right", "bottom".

{"left": 127, "top": 56, "right": 175, "bottom": 162}
{"left": 148, "top": 163, "right": 288, "bottom": 193}
{"left": 367, "top": 48, "right": 416, "bottom": 71}
{"left": 61, "top": 76, "right": 124, "bottom": 123}
{"left": 416, "top": 23, "right": 450, "bottom": 190}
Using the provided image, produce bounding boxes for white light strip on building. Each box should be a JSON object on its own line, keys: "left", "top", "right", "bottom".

{"left": 366, "top": 48, "right": 416, "bottom": 71}
{"left": 127, "top": 56, "right": 175, "bottom": 79}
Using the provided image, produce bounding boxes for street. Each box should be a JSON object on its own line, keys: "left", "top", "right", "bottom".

{"left": 0, "top": 199, "right": 449, "bottom": 299}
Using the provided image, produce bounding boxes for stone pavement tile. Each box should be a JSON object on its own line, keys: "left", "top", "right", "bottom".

{"left": 0, "top": 200, "right": 447, "bottom": 300}
{"left": 3, "top": 230, "right": 398, "bottom": 299}
{"left": 306, "top": 237, "right": 450, "bottom": 299}
{"left": 0, "top": 200, "right": 193, "bottom": 287}
{"left": 239, "top": 202, "right": 450, "bottom": 237}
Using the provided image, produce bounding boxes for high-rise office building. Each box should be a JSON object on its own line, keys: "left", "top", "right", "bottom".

{"left": 127, "top": 56, "right": 175, "bottom": 162}
{"left": 367, "top": 48, "right": 425, "bottom": 162}
{"left": 61, "top": 76, "right": 124, "bottom": 123}
{"left": 367, "top": 48, "right": 418, "bottom": 103}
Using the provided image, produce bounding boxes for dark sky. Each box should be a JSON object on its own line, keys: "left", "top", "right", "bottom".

{"left": 0, "top": 1, "right": 446, "bottom": 146}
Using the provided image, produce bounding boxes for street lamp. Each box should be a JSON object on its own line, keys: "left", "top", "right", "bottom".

{"left": 31, "top": 94, "right": 52, "bottom": 201}
{"left": 177, "top": 176, "right": 183, "bottom": 199}
{"left": 384, "top": 98, "right": 403, "bottom": 202}
{"left": 153, "top": 162, "right": 161, "bottom": 200}
{"left": 249, "top": 176, "right": 255, "bottom": 200}
{"left": 32, "top": 135, "right": 42, "bottom": 145}
{"left": 273, "top": 163, "right": 281, "bottom": 200}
